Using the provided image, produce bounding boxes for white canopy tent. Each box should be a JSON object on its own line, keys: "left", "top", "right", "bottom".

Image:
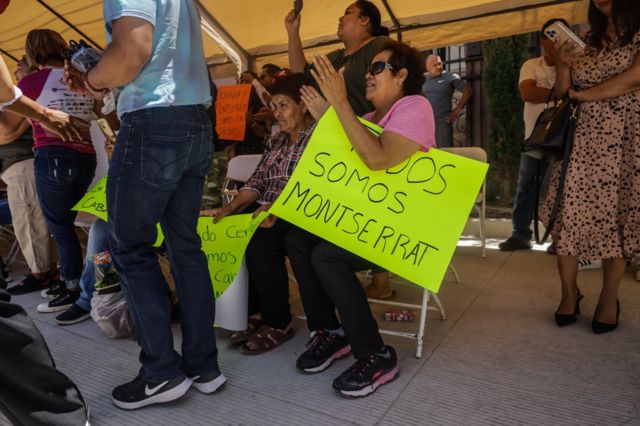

{"left": 1, "top": 0, "right": 589, "bottom": 72}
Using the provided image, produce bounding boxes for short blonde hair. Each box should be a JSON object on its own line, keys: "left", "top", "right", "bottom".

{"left": 25, "top": 29, "right": 68, "bottom": 68}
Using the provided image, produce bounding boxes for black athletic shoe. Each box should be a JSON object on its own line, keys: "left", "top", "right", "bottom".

{"left": 55, "top": 304, "right": 91, "bottom": 325}
{"left": 190, "top": 370, "right": 227, "bottom": 394}
{"left": 498, "top": 236, "right": 532, "bottom": 251}
{"left": 112, "top": 375, "right": 192, "bottom": 410}
{"left": 41, "top": 280, "right": 66, "bottom": 299}
{"left": 296, "top": 330, "right": 351, "bottom": 373}
{"left": 333, "top": 346, "right": 399, "bottom": 398}
{"left": 7, "top": 273, "right": 53, "bottom": 295}
{"left": 37, "top": 290, "right": 79, "bottom": 313}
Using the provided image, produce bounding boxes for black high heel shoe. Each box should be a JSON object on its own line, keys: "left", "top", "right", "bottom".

{"left": 592, "top": 299, "right": 620, "bottom": 334}
{"left": 555, "top": 290, "right": 583, "bottom": 327}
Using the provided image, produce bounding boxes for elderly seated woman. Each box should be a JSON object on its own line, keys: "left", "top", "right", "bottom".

{"left": 202, "top": 73, "right": 314, "bottom": 354}
{"left": 285, "top": 41, "right": 435, "bottom": 397}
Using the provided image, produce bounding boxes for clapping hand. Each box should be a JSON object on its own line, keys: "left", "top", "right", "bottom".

{"left": 300, "top": 85, "right": 329, "bottom": 121}
{"left": 310, "top": 55, "right": 348, "bottom": 107}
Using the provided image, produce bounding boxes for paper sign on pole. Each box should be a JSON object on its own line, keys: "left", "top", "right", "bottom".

{"left": 270, "top": 108, "right": 488, "bottom": 293}
{"left": 215, "top": 84, "right": 252, "bottom": 141}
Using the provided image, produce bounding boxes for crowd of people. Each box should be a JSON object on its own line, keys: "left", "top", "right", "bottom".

{"left": 0, "top": 0, "right": 638, "bottom": 423}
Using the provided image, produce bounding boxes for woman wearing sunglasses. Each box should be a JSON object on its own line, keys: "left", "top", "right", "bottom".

{"left": 285, "top": 41, "right": 435, "bottom": 398}
{"left": 286, "top": 0, "right": 395, "bottom": 299}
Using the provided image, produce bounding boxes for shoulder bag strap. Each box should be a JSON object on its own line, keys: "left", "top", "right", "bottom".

{"left": 533, "top": 101, "right": 579, "bottom": 244}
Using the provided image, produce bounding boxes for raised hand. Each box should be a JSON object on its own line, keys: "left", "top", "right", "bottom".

{"left": 310, "top": 55, "right": 348, "bottom": 107}
{"left": 300, "top": 85, "right": 329, "bottom": 121}
{"left": 284, "top": 9, "right": 301, "bottom": 34}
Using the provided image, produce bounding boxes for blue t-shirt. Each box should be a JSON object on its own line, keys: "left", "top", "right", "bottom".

{"left": 103, "top": 0, "right": 211, "bottom": 117}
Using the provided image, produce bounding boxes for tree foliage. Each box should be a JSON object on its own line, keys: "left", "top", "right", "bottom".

{"left": 482, "top": 35, "right": 528, "bottom": 201}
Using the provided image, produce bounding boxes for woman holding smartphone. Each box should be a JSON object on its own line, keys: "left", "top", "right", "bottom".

{"left": 544, "top": 0, "right": 640, "bottom": 333}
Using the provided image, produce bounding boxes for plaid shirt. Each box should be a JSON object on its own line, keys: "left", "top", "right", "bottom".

{"left": 242, "top": 122, "right": 316, "bottom": 204}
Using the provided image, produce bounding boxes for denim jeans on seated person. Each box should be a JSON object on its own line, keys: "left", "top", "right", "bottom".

{"left": 106, "top": 105, "right": 219, "bottom": 382}
{"left": 75, "top": 219, "right": 109, "bottom": 312}
{"left": 34, "top": 146, "right": 96, "bottom": 289}
{"left": 511, "top": 154, "right": 548, "bottom": 243}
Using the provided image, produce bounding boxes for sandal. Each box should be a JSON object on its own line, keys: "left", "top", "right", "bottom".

{"left": 228, "top": 317, "right": 263, "bottom": 346}
{"left": 239, "top": 324, "right": 294, "bottom": 355}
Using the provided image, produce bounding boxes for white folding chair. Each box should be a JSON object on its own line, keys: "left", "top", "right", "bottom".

{"left": 221, "top": 154, "right": 263, "bottom": 205}
{"left": 440, "top": 147, "right": 488, "bottom": 258}
{"left": 362, "top": 271, "right": 447, "bottom": 359}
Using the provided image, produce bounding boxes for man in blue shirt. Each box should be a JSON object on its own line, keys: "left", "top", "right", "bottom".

{"left": 422, "top": 55, "right": 473, "bottom": 148}
{"left": 65, "top": 0, "right": 225, "bottom": 410}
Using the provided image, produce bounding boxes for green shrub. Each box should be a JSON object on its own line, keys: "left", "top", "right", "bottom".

{"left": 482, "top": 35, "right": 528, "bottom": 203}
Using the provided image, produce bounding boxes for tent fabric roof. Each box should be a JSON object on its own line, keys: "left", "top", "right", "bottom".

{"left": 1, "top": 0, "right": 589, "bottom": 71}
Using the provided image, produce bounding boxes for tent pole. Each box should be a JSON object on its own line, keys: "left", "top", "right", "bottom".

{"left": 0, "top": 48, "right": 18, "bottom": 63}
{"left": 35, "top": 0, "right": 103, "bottom": 49}
{"left": 380, "top": 0, "right": 403, "bottom": 42}
{"left": 195, "top": 1, "right": 251, "bottom": 74}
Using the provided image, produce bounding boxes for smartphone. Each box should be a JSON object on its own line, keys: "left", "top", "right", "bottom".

{"left": 293, "top": 0, "right": 303, "bottom": 17}
{"left": 544, "top": 21, "right": 586, "bottom": 51}
{"left": 97, "top": 118, "right": 116, "bottom": 144}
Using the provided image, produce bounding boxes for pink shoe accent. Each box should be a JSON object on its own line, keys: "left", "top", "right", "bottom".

{"left": 372, "top": 366, "right": 399, "bottom": 390}
{"left": 333, "top": 345, "right": 351, "bottom": 360}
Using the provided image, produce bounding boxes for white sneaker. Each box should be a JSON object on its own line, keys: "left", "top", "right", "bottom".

{"left": 578, "top": 259, "right": 602, "bottom": 271}
{"left": 190, "top": 371, "right": 227, "bottom": 394}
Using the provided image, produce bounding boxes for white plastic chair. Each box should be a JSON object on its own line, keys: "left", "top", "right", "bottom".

{"left": 440, "top": 147, "right": 488, "bottom": 258}
{"left": 221, "top": 154, "right": 263, "bottom": 205}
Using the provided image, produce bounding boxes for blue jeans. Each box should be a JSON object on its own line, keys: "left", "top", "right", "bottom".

{"left": 34, "top": 146, "right": 96, "bottom": 288}
{"left": 0, "top": 199, "right": 11, "bottom": 225}
{"left": 511, "top": 154, "right": 548, "bottom": 242}
{"left": 107, "top": 105, "right": 218, "bottom": 382}
{"left": 75, "top": 219, "right": 109, "bottom": 312}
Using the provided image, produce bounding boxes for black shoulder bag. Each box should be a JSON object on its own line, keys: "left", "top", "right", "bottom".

{"left": 522, "top": 91, "right": 580, "bottom": 244}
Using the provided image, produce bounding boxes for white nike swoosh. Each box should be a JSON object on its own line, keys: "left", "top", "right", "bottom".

{"left": 144, "top": 381, "right": 169, "bottom": 396}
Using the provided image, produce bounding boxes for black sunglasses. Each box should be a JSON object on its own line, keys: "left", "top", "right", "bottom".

{"left": 368, "top": 61, "right": 395, "bottom": 76}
